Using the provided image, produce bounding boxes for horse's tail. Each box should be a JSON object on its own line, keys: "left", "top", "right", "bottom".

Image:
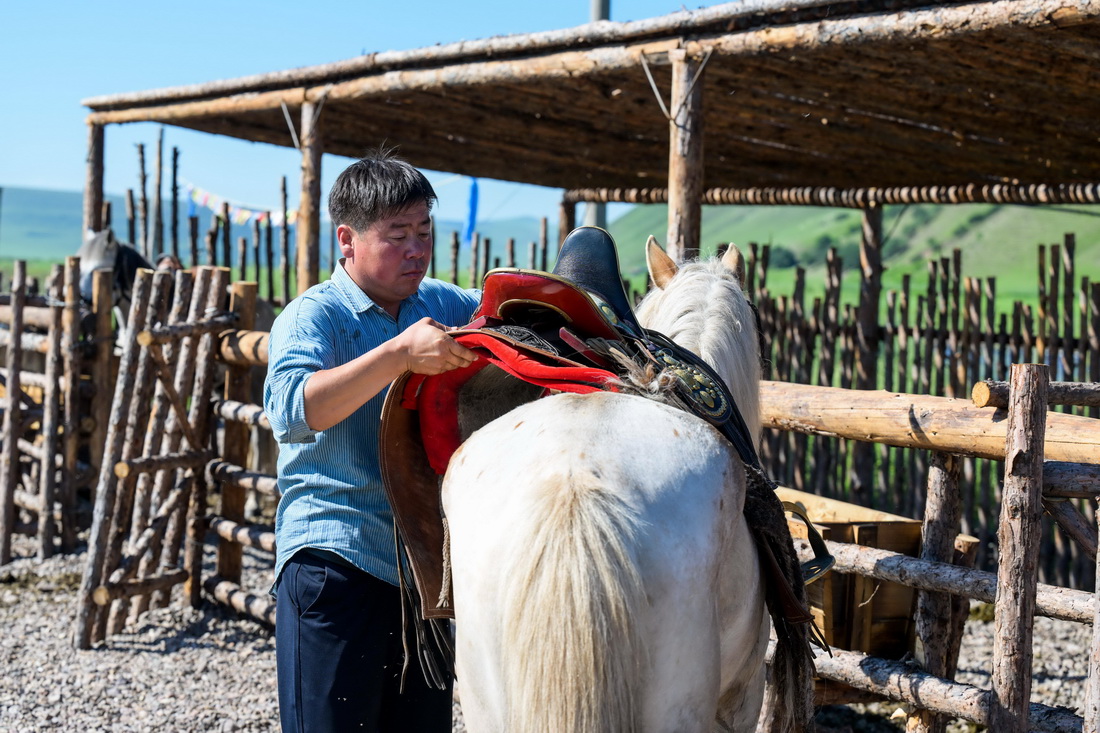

{"left": 500, "top": 470, "right": 645, "bottom": 733}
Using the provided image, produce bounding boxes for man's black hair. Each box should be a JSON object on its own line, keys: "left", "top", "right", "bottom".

{"left": 328, "top": 147, "right": 437, "bottom": 233}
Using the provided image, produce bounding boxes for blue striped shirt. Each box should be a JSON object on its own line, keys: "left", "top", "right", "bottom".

{"left": 265, "top": 262, "right": 479, "bottom": 587}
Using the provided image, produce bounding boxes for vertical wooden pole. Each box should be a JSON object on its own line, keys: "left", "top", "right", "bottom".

{"left": 558, "top": 200, "right": 576, "bottom": 247}
{"left": 506, "top": 238, "right": 516, "bottom": 268}
{"left": 1084, "top": 509, "right": 1100, "bottom": 733}
{"left": 126, "top": 190, "right": 136, "bottom": 246}
{"left": 252, "top": 221, "right": 262, "bottom": 285}
{"left": 61, "top": 257, "right": 82, "bottom": 552}
{"left": 481, "top": 237, "right": 491, "bottom": 280}
{"left": 220, "top": 202, "right": 231, "bottom": 273}
{"left": 204, "top": 215, "right": 218, "bottom": 267}
{"left": 281, "top": 178, "right": 291, "bottom": 305}
{"left": 83, "top": 124, "right": 105, "bottom": 235}
{"left": 38, "top": 264, "right": 64, "bottom": 559}
{"left": 989, "top": 363, "right": 1048, "bottom": 732}
{"left": 265, "top": 213, "right": 275, "bottom": 303}
{"left": 188, "top": 216, "right": 199, "bottom": 268}
{"left": 170, "top": 146, "right": 180, "bottom": 261}
{"left": 449, "top": 231, "right": 460, "bottom": 285}
{"left": 666, "top": 48, "right": 705, "bottom": 263}
{"left": 151, "top": 128, "right": 164, "bottom": 260}
{"left": 137, "top": 143, "right": 149, "bottom": 259}
{"left": 539, "top": 217, "right": 549, "bottom": 271}
{"left": 216, "top": 281, "right": 257, "bottom": 585}
{"left": 297, "top": 102, "right": 323, "bottom": 295}
{"left": 89, "top": 270, "right": 113, "bottom": 492}
{"left": 0, "top": 262, "right": 25, "bottom": 564}
{"left": 60, "top": 256, "right": 81, "bottom": 548}
{"left": 851, "top": 205, "right": 883, "bottom": 505}
{"left": 237, "top": 237, "right": 248, "bottom": 284}
{"left": 469, "top": 233, "right": 480, "bottom": 288}
{"left": 908, "top": 451, "right": 961, "bottom": 733}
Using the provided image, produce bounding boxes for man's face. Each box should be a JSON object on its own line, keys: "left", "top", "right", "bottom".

{"left": 339, "top": 200, "right": 432, "bottom": 316}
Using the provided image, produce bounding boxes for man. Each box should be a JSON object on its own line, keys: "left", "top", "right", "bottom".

{"left": 264, "top": 151, "right": 479, "bottom": 732}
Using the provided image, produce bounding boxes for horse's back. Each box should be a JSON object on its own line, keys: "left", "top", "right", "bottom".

{"left": 443, "top": 391, "right": 766, "bottom": 732}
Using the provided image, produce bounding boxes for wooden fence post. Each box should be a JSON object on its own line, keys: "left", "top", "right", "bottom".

{"left": 909, "top": 451, "right": 961, "bottom": 733}
{"left": 37, "top": 264, "right": 64, "bottom": 559}
{"left": 851, "top": 206, "right": 883, "bottom": 505}
{"left": 0, "top": 262, "right": 26, "bottom": 565}
{"left": 216, "top": 281, "right": 257, "bottom": 585}
{"left": 1085, "top": 506, "right": 1100, "bottom": 733}
{"left": 989, "top": 363, "right": 1048, "bottom": 732}
{"left": 61, "top": 257, "right": 82, "bottom": 552}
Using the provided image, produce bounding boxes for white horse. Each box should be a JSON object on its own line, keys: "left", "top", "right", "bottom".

{"left": 441, "top": 240, "right": 812, "bottom": 732}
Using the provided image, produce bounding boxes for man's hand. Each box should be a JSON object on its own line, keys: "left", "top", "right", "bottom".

{"left": 394, "top": 318, "right": 478, "bottom": 375}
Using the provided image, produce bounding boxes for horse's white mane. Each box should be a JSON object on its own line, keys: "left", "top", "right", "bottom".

{"left": 634, "top": 257, "right": 762, "bottom": 444}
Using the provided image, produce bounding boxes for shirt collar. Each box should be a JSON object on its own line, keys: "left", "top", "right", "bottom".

{"left": 332, "top": 259, "right": 422, "bottom": 315}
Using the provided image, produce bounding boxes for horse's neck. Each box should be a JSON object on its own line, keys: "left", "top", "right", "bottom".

{"left": 637, "top": 277, "right": 762, "bottom": 443}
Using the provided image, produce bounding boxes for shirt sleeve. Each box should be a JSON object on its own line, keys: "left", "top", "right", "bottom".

{"left": 263, "top": 297, "right": 336, "bottom": 444}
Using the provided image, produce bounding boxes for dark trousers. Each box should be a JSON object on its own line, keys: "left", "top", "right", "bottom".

{"left": 276, "top": 550, "right": 453, "bottom": 733}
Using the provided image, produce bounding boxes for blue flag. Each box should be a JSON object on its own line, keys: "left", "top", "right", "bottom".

{"left": 463, "top": 178, "right": 478, "bottom": 246}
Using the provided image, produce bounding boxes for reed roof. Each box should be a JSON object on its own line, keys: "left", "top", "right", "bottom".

{"left": 83, "top": 0, "right": 1100, "bottom": 191}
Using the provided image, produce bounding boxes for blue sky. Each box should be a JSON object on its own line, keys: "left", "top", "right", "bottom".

{"left": 0, "top": 1, "right": 724, "bottom": 224}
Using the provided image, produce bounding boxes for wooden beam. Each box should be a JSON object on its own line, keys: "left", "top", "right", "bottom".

{"left": 812, "top": 646, "right": 1082, "bottom": 732}
{"left": 973, "top": 378, "right": 1100, "bottom": 409}
{"left": 793, "top": 538, "right": 1093, "bottom": 625}
{"left": 759, "top": 381, "right": 1100, "bottom": 464}
{"left": 666, "top": 48, "right": 704, "bottom": 262}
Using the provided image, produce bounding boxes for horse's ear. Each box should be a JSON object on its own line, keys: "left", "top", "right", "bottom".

{"left": 720, "top": 243, "right": 746, "bottom": 286}
{"left": 646, "top": 236, "right": 677, "bottom": 290}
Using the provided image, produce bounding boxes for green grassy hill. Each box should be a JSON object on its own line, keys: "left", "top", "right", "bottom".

{"left": 607, "top": 202, "right": 1100, "bottom": 310}
{"left": 2, "top": 186, "right": 1097, "bottom": 310}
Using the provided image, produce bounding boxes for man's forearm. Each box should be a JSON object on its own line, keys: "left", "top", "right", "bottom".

{"left": 302, "top": 340, "right": 405, "bottom": 431}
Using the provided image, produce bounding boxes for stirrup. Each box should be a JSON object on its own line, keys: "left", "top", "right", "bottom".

{"left": 782, "top": 501, "right": 835, "bottom": 585}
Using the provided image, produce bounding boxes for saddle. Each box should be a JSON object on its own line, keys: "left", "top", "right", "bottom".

{"left": 379, "top": 227, "right": 829, "bottom": 630}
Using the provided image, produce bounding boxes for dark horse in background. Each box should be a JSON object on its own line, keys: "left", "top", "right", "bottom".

{"left": 77, "top": 229, "right": 277, "bottom": 518}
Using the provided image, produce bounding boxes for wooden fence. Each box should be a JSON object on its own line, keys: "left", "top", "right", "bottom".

{"left": 743, "top": 234, "right": 1100, "bottom": 589}
{"left": 0, "top": 259, "right": 112, "bottom": 566}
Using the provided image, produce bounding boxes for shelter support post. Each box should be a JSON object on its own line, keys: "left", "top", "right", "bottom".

{"left": 666, "top": 48, "right": 705, "bottom": 263}
{"left": 297, "top": 102, "right": 323, "bottom": 295}
{"left": 989, "top": 363, "right": 1048, "bottom": 732}
{"left": 558, "top": 199, "right": 576, "bottom": 247}
{"left": 83, "top": 123, "right": 104, "bottom": 236}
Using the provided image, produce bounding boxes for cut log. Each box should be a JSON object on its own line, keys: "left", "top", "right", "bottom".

{"left": 759, "top": 381, "right": 1099, "bottom": 464}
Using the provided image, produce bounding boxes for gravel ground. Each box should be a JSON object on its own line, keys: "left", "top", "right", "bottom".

{"left": 0, "top": 534, "right": 1090, "bottom": 732}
